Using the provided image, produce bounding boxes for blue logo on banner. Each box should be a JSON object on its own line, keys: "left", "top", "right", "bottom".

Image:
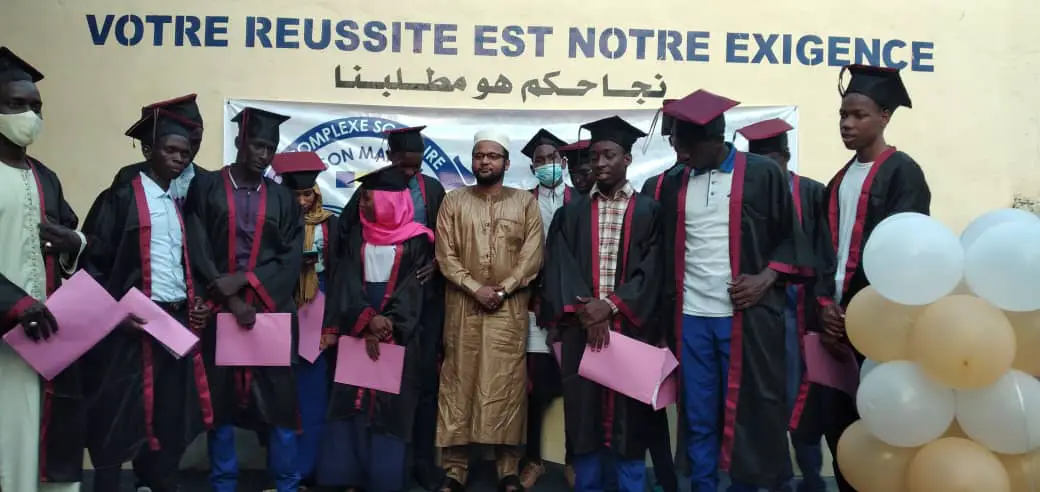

{"left": 284, "top": 116, "right": 474, "bottom": 190}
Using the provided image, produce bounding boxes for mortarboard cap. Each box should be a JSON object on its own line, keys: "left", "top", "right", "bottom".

{"left": 271, "top": 151, "right": 327, "bottom": 190}
{"left": 142, "top": 94, "right": 203, "bottom": 129}
{"left": 664, "top": 90, "right": 740, "bottom": 142}
{"left": 231, "top": 107, "right": 290, "bottom": 145}
{"left": 521, "top": 129, "right": 567, "bottom": 159}
{"left": 660, "top": 99, "right": 678, "bottom": 136}
{"left": 124, "top": 109, "right": 201, "bottom": 147}
{"left": 559, "top": 140, "right": 591, "bottom": 166}
{"left": 0, "top": 47, "right": 43, "bottom": 84}
{"left": 580, "top": 116, "right": 647, "bottom": 153}
{"left": 349, "top": 165, "right": 412, "bottom": 191}
{"left": 839, "top": 64, "right": 913, "bottom": 111}
{"left": 737, "top": 118, "right": 793, "bottom": 155}
{"left": 384, "top": 126, "right": 426, "bottom": 153}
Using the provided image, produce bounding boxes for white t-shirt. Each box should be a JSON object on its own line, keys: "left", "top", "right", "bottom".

{"left": 364, "top": 244, "right": 397, "bottom": 283}
{"left": 682, "top": 170, "right": 734, "bottom": 317}
{"left": 834, "top": 160, "right": 873, "bottom": 304}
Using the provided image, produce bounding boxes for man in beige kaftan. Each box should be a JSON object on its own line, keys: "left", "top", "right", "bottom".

{"left": 434, "top": 129, "right": 544, "bottom": 491}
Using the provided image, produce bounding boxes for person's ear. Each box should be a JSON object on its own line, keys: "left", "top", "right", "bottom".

{"left": 880, "top": 109, "right": 892, "bottom": 128}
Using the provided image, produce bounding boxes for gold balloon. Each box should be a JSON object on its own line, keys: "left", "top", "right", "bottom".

{"left": 906, "top": 438, "right": 1010, "bottom": 492}
{"left": 909, "top": 295, "right": 1016, "bottom": 389}
{"left": 998, "top": 451, "right": 1040, "bottom": 492}
{"left": 845, "top": 286, "right": 925, "bottom": 362}
{"left": 836, "top": 420, "right": 919, "bottom": 492}
{"left": 1005, "top": 311, "right": 1040, "bottom": 376}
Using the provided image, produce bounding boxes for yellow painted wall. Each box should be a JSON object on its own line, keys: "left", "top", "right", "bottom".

{"left": 6, "top": 0, "right": 1037, "bottom": 470}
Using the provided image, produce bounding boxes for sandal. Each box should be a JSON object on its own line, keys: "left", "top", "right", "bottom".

{"left": 498, "top": 474, "right": 526, "bottom": 492}
{"left": 438, "top": 476, "right": 465, "bottom": 492}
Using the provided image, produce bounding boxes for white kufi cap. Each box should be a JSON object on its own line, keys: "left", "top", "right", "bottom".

{"left": 473, "top": 129, "right": 511, "bottom": 154}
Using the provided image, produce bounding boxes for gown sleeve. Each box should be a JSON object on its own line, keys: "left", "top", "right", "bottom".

{"left": 813, "top": 180, "right": 839, "bottom": 306}
{"left": 423, "top": 177, "right": 446, "bottom": 225}
{"left": 50, "top": 172, "right": 85, "bottom": 276}
{"left": 381, "top": 239, "right": 427, "bottom": 346}
{"left": 80, "top": 188, "right": 127, "bottom": 289}
{"left": 182, "top": 174, "right": 221, "bottom": 298}
{"left": 321, "top": 215, "right": 340, "bottom": 335}
{"left": 763, "top": 164, "right": 814, "bottom": 282}
{"left": 539, "top": 206, "right": 594, "bottom": 328}
{"left": 246, "top": 191, "right": 305, "bottom": 312}
{"left": 0, "top": 274, "right": 34, "bottom": 333}
{"left": 498, "top": 195, "right": 545, "bottom": 295}
{"left": 884, "top": 156, "right": 931, "bottom": 216}
{"left": 435, "top": 193, "right": 483, "bottom": 296}
{"left": 606, "top": 200, "right": 664, "bottom": 331}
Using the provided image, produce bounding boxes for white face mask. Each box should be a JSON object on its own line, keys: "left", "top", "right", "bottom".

{"left": 0, "top": 110, "right": 43, "bottom": 148}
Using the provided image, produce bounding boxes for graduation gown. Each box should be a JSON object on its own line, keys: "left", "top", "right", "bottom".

{"left": 83, "top": 162, "right": 211, "bottom": 235}
{"left": 0, "top": 159, "right": 87, "bottom": 483}
{"left": 539, "top": 192, "right": 664, "bottom": 460}
{"left": 656, "top": 150, "right": 814, "bottom": 485}
{"left": 814, "top": 148, "right": 931, "bottom": 311}
{"left": 183, "top": 167, "right": 304, "bottom": 429}
{"left": 640, "top": 163, "right": 683, "bottom": 200}
{"left": 326, "top": 231, "right": 430, "bottom": 440}
{"left": 786, "top": 173, "right": 827, "bottom": 432}
{"left": 80, "top": 174, "right": 214, "bottom": 467}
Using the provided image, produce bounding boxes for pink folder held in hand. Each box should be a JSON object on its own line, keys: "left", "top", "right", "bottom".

{"left": 578, "top": 331, "right": 679, "bottom": 410}
{"left": 297, "top": 293, "right": 325, "bottom": 363}
{"left": 803, "top": 332, "right": 860, "bottom": 397}
{"left": 215, "top": 313, "right": 291, "bottom": 367}
{"left": 3, "top": 270, "right": 127, "bottom": 380}
{"left": 119, "top": 288, "right": 199, "bottom": 358}
{"left": 334, "top": 336, "right": 406, "bottom": 395}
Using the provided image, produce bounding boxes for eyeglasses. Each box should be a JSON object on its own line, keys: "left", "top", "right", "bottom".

{"left": 472, "top": 152, "right": 506, "bottom": 161}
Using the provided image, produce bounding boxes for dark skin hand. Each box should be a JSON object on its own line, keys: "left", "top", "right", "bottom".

{"left": 364, "top": 332, "right": 381, "bottom": 361}
{"left": 227, "top": 296, "right": 256, "bottom": 328}
{"left": 416, "top": 259, "right": 437, "bottom": 285}
{"left": 368, "top": 314, "right": 394, "bottom": 341}
{"left": 729, "top": 269, "right": 778, "bottom": 310}
{"left": 474, "top": 285, "right": 504, "bottom": 311}
{"left": 188, "top": 298, "right": 210, "bottom": 333}
{"left": 320, "top": 334, "right": 338, "bottom": 350}
{"left": 120, "top": 313, "right": 149, "bottom": 334}
{"left": 210, "top": 273, "right": 248, "bottom": 301}
{"left": 820, "top": 304, "right": 849, "bottom": 359}
{"left": 302, "top": 255, "right": 319, "bottom": 267}
{"left": 19, "top": 301, "right": 58, "bottom": 342}
{"left": 576, "top": 297, "right": 613, "bottom": 351}
{"left": 39, "top": 223, "right": 81, "bottom": 255}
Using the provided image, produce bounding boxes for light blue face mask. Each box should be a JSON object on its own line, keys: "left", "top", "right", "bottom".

{"left": 534, "top": 163, "right": 563, "bottom": 187}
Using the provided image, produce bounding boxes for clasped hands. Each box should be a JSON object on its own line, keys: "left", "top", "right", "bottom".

{"left": 362, "top": 314, "right": 394, "bottom": 361}
{"left": 474, "top": 285, "right": 506, "bottom": 311}
{"left": 208, "top": 273, "right": 255, "bottom": 328}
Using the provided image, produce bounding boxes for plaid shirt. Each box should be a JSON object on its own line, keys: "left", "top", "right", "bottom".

{"left": 591, "top": 181, "right": 635, "bottom": 311}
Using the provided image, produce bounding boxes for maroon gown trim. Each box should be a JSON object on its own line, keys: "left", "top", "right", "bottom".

{"left": 786, "top": 172, "right": 810, "bottom": 430}
{"left": 720, "top": 151, "right": 748, "bottom": 471}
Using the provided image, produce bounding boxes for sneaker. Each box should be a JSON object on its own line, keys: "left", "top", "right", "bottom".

{"left": 519, "top": 461, "right": 545, "bottom": 489}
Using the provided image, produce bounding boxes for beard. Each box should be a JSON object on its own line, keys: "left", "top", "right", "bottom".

{"left": 475, "top": 168, "right": 505, "bottom": 186}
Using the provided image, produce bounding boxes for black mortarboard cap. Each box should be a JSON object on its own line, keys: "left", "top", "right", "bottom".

{"left": 142, "top": 94, "right": 203, "bottom": 129}
{"left": 521, "top": 129, "right": 567, "bottom": 159}
{"left": 231, "top": 107, "right": 290, "bottom": 145}
{"left": 664, "top": 90, "right": 740, "bottom": 142}
{"left": 0, "top": 47, "right": 44, "bottom": 84}
{"left": 660, "top": 99, "right": 678, "bottom": 136}
{"left": 839, "top": 64, "right": 912, "bottom": 110}
{"left": 579, "top": 116, "right": 647, "bottom": 153}
{"left": 738, "top": 118, "right": 793, "bottom": 155}
{"left": 350, "top": 165, "right": 411, "bottom": 191}
{"left": 124, "top": 109, "right": 200, "bottom": 147}
{"left": 559, "top": 140, "right": 590, "bottom": 166}
{"left": 271, "top": 151, "right": 327, "bottom": 190}
{"left": 384, "top": 126, "right": 426, "bottom": 153}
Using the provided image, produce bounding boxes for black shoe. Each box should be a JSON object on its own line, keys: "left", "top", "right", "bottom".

{"left": 413, "top": 466, "right": 445, "bottom": 491}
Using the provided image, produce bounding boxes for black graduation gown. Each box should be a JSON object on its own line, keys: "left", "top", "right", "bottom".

{"left": 80, "top": 174, "right": 214, "bottom": 467}
{"left": 656, "top": 150, "right": 815, "bottom": 486}
{"left": 326, "top": 231, "right": 430, "bottom": 440}
{"left": 0, "top": 159, "right": 87, "bottom": 483}
{"left": 786, "top": 173, "right": 827, "bottom": 433}
{"left": 814, "top": 148, "right": 931, "bottom": 312}
{"left": 83, "top": 162, "right": 211, "bottom": 235}
{"left": 183, "top": 167, "right": 304, "bottom": 429}
{"left": 539, "top": 192, "right": 664, "bottom": 461}
{"left": 639, "top": 163, "right": 683, "bottom": 200}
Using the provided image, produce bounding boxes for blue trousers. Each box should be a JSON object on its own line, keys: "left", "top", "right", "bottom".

{"left": 681, "top": 315, "right": 758, "bottom": 492}
{"left": 295, "top": 352, "right": 329, "bottom": 480}
{"left": 207, "top": 425, "right": 300, "bottom": 492}
{"left": 781, "top": 288, "right": 825, "bottom": 492}
{"left": 573, "top": 448, "right": 645, "bottom": 492}
{"left": 316, "top": 416, "right": 407, "bottom": 492}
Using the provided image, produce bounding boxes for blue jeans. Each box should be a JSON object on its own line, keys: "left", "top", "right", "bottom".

{"left": 573, "top": 448, "right": 645, "bottom": 492}
{"left": 681, "top": 315, "right": 759, "bottom": 492}
{"left": 207, "top": 425, "right": 300, "bottom": 492}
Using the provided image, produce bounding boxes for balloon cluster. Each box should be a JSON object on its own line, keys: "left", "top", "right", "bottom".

{"left": 836, "top": 209, "right": 1040, "bottom": 492}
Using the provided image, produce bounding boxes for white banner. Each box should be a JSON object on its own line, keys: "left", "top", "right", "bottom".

{"left": 223, "top": 99, "right": 799, "bottom": 214}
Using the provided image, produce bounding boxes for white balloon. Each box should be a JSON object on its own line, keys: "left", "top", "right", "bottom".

{"left": 857, "top": 361, "right": 955, "bottom": 448}
{"left": 956, "top": 370, "right": 1040, "bottom": 454}
{"left": 964, "top": 221, "right": 1040, "bottom": 312}
{"left": 860, "top": 359, "right": 878, "bottom": 382}
{"left": 961, "top": 208, "right": 1040, "bottom": 251}
{"left": 862, "top": 213, "right": 964, "bottom": 306}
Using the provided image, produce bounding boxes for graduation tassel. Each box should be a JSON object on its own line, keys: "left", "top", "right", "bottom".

{"left": 641, "top": 109, "right": 663, "bottom": 155}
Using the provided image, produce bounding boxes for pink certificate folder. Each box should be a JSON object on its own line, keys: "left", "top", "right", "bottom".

{"left": 804, "top": 333, "right": 860, "bottom": 397}
{"left": 215, "top": 313, "right": 292, "bottom": 367}
{"left": 119, "top": 288, "right": 199, "bottom": 358}
{"left": 334, "top": 336, "right": 405, "bottom": 395}
{"left": 578, "top": 331, "right": 679, "bottom": 410}
{"left": 3, "top": 270, "right": 127, "bottom": 380}
{"left": 297, "top": 293, "right": 325, "bottom": 363}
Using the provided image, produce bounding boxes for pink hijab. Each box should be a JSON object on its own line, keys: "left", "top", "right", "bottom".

{"left": 360, "top": 190, "right": 435, "bottom": 245}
